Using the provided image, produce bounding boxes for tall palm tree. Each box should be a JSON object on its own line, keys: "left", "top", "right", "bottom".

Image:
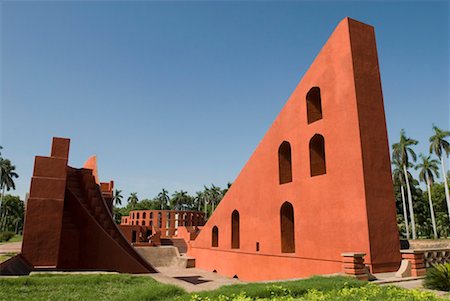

{"left": 0, "top": 158, "right": 19, "bottom": 217}
{"left": 171, "top": 190, "right": 190, "bottom": 210}
{"left": 127, "top": 192, "right": 139, "bottom": 210}
{"left": 429, "top": 125, "right": 450, "bottom": 224}
{"left": 416, "top": 154, "right": 440, "bottom": 238}
{"left": 392, "top": 158, "right": 410, "bottom": 239}
{"left": 194, "top": 191, "right": 203, "bottom": 211}
{"left": 157, "top": 189, "right": 170, "bottom": 210}
{"left": 112, "top": 189, "right": 123, "bottom": 207}
{"left": 392, "top": 129, "right": 418, "bottom": 239}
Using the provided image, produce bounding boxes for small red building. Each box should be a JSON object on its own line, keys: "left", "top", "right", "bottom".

{"left": 120, "top": 210, "right": 205, "bottom": 243}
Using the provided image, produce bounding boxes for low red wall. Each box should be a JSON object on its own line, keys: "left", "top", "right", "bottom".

{"left": 190, "top": 247, "right": 342, "bottom": 281}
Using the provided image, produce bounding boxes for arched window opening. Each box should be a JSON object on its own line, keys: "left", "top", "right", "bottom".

{"left": 231, "top": 210, "right": 240, "bottom": 249}
{"left": 278, "top": 141, "right": 292, "bottom": 184}
{"left": 143, "top": 212, "right": 146, "bottom": 219}
{"left": 137, "top": 212, "right": 140, "bottom": 219}
{"left": 309, "top": 134, "right": 326, "bottom": 176}
{"left": 306, "top": 87, "right": 322, "bottom": 124}
{"left": 212, "top": 226, "right": 219, "bottom": 247}
{"left": 280, "top": 202, "right": 295, "bottom": 253}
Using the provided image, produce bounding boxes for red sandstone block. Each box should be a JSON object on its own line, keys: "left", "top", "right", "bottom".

{"left": 29, "top": 178, "right": 66, "bottom": 200}
{"left": 411, "top": 263, "right": 425, "bottom": 269}
{"left": 343, "top": 263, "right": 366, "bottom": 269}
{"left": 342, "top": 257, "right": 365, "bottom": 264}
{"left": 344, "top": 268, "right": 367, "bottom": 275}
{"left": 51, "top": 138, "right": 70, "bottom": 159}
{"left": 401, "top": 253, "right": 424, "bottom": 260}
{"left": 411, "top": 268, "right": 427, "bottom": 277}
{"left": 33, "top": 157, "right": 67, "bottom": 178}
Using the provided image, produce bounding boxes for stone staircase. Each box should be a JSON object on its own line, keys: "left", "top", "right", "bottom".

{"left": 135, "top": 246, "right": 195, "bottom": 268}
{"left": 160, "top": 238, "right": 188, "bottom": 254}
{"left": 66, "top": 168, "right": 156, "bottom": 272}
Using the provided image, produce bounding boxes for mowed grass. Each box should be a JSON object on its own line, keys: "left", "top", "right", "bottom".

{"left": 0, "top": 274, "right": 184, "bottom": 301}
{"left": 0, "top": 234, "right": 23, "bottom": 245}
{"left": 0, "top": 253, "right": 16, "bottom": 263}
{"left": 0, "top": 274, "right": 445, "bottom": 301}
{"left": 174, "top": 276, "right": 365, "bottom": 300}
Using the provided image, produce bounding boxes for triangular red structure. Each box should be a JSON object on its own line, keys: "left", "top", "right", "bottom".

{"left": 189, "top": 18, "right": 401, "bottom": 281}
{"left": 11, "top": 138, "right": 156, "bottom": 274}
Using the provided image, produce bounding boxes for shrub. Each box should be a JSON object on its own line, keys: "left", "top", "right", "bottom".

{"left": 0, "top": 231, "right": 15, "bottom": 242}
{"left": 424, "top": 263, "right": 450, "bottom": 291}
{"left": 187, "top": 285, "right": 444, "bottom": 301}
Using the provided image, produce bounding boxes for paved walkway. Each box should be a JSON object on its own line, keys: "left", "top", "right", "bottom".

{"left": 0, "top": 242, "right": 21, "bottom": 254}
{"left": 150, "top": 266, "right": 242, "bottom": 292}
{"left": 374, "top": 273, "right": 449, "bottom": 298}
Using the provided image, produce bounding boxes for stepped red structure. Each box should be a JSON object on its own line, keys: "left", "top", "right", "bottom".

{"left": 12, "top": 138, "right": 156, "bottom": 274}
{"left": 120, "top": 209, "right": 205, "bottom": 242}
{"left": 188, "top": 18, "right": 401, "bottom": 281}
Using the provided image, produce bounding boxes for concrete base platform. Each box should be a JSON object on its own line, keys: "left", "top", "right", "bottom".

{"left": 0, "top": 242, "right": 21, "bottom": 254}
{"left": 135, "top": 246, "right": 195, "bottom": 268}
{"left": 151, "top": 266, "right": 241, "bottom": 292}
{"left": 373, "top": 272, "right": 448, "bottom": 298}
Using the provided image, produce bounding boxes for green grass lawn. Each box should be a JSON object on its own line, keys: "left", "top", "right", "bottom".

{"left": 0, "top": 274, "right": 445, "bottom": 301}
{"left": 0, "top": 252, "right": 16, "bottom": 263}
{"left": 0, "top": 234, "right": 23, "bottom": 245}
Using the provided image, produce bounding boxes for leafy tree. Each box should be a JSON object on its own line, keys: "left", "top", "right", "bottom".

{"left": 0, "top": 195, "right": 24, "bottom": 233}
{"left": 429, "top": 125, "right": 450, "bottom": 224}
{"left": 392, "top": 129, "right": 418, "bottom": 239}
{"left": 193, "top": 191, "right": 204, "bottom": 211}
{"left": 112, "top": 189, "right": 123, "bottom": 207}
{"left": 135, "top": 199, "right": 160, "bottom": 210}
{"left": 127, "top": 192, "right": 139, "bottom": 210}
{"left": 429, "top": 183, "right": 450, "bottom": 238}
{"left": 392, "top": 158, "right": 410, "bottom": 238}
{"left": 171, "top": 190, "right": 192, "bottom": 211}
{"left": 416, "top": 154, "right": 440, "bottom": 238}
{"left": 156, "top": 189, "right": 170, "bottom": 210}
{"left": 0, "top": 157, "right": 19, "bottom": 224}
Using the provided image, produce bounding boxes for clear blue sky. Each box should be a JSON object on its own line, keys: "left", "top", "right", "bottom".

{"left": 1, "top": 1, "right": 449, "bottom": 201}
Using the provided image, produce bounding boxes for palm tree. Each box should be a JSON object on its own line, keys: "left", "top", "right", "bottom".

{"left": 416, "top": 154, "right": 440, "bottom": 238}
{"left": 429, "top": 125, "right": 450, "bottom": 224}
{"left": 127, "top": 192, "right": 139, "bottom": 210}
{"left": 112, "top": 189, "right": 123, "bottom": 207}
{"left": 0, "top": 158, "right": 19, "bottom": 218}
{"left": 157, "top": 189, "right": 170, "bottom": 210}
{"left": 171, "top": 190, "right": 190, "bottom": 210}
{"left": 194, "top": 191, "right": 204, "bottom": 211}
{"left": 392, "top": 129, "right": 418, "bottom": 239}
{"left": 392, "top": 159, "right": 410, "bottom": 239}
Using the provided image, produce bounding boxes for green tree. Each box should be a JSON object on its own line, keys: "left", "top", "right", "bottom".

{"left": 392, "top": 158, "right": 410, "bottom": 239}
{"left": 0, "top": 195, "right": 24, "bottom": 233}
{"left": 112, "top": 189, "right": 123, "bottom": 207}
{"left": 127, "top": 192, "right": 139, "bottom": 210}
{"left": 136, "top": 198, "right": 161, "bottom": 210}
{"left": 157, "top": 189, "right": 170, "bottom": 210}
{"left": 429, "top": 183, "right": 450, "bottom": 238}
{"left": 429, "top": 125, "right": 450, "bottom": 225}
{"left": 392, "top": 129, "right": 418, "bottom": 239}
{"left": 171, "top": 190, "right": 192, "bottom": 210}
{"left": 0, "top": 158, "right": 19, "bottom": 223}
{"left": 193, "top": 191, "right": 204, "bottom": 211}
{"left": 416, "top": 154, "right": 440, "bottom": 238}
